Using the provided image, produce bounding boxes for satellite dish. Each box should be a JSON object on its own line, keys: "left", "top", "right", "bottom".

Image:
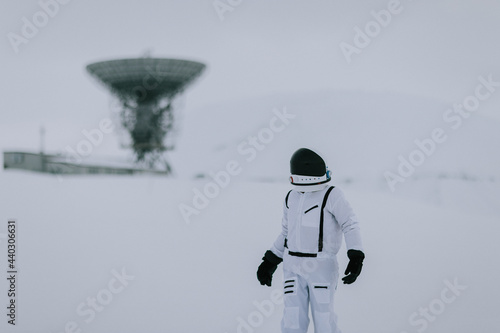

{"left": 86, "top": 58, "right": 206, "bottom": 171}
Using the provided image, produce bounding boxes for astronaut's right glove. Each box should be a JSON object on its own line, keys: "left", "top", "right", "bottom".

{"left": 342, "top": 249, "right": 365, "bottom": 284}
{"left": 257, "top": 250, "right": 283, "bottom": 287}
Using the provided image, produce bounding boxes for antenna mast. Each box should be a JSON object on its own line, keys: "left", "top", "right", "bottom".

{"left": 40, "top": 125, "right": 45, "bottom": 154}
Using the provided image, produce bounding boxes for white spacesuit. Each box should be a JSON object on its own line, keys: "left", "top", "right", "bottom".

{"left": 257, "top": 148, "right": 365, "bottom": 333}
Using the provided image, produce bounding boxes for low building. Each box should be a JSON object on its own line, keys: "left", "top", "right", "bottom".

{"left": 3, "top": 151, "right": 168, "bottom": 175}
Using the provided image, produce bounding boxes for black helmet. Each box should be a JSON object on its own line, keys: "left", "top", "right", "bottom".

{"left": 290, "top": 148, "right": 331, "bottom": 186}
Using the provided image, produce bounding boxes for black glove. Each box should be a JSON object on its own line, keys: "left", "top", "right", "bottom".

{"left": 342, "top": 249, "right": 365, "bottom": 284}
{"left": 257, "top": 250, "right": 283, "bottom": 287}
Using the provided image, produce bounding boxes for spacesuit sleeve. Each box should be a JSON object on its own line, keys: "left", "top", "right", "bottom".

{"left": 329, "top": 188, "right": 363, "bottom": 251}
{"left": 270, "top": 199, "right": 288, "bottom": 259}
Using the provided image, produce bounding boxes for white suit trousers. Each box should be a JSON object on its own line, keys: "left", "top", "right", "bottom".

{"left": 281, "top": 253, "right": 341, "bottom": 333}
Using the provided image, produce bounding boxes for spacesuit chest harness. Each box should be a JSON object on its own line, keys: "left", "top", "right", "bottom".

{"left": 284, "top": 186, "right": 335, "bottom": 257}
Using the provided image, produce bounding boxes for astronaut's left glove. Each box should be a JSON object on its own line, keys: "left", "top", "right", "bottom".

{"left": 257, "top": 250, "right": 283, "bottom": 287}
{"left": 342, "top": 249, "right": 365, "bottom": 284}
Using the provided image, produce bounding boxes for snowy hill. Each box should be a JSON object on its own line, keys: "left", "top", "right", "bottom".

{"left": 1, "top": 90, "right": 500, "bottom": 333}
{"left": 172, "top": 90, "right": 500, "bottom": 182}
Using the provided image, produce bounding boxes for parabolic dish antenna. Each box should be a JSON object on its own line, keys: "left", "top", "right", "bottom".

{"left": 86, "top": 58, "right": 206, "bottom": 171}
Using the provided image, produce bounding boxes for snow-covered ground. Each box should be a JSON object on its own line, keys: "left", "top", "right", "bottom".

{"left": 1, "top": 91, "right": 499, "bottom": 333}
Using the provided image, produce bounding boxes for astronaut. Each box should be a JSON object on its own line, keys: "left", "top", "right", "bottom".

{"left": 257, "top": 148, "right": 365, "bottom": 333}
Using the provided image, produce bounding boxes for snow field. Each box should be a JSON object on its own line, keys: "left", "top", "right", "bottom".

{"left": 0, "top": 171, "right": 498, "bottom": 333}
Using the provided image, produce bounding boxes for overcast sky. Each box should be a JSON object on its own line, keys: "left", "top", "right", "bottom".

{"left": 1, "top": 0, "right": 499, "bottom": 154}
